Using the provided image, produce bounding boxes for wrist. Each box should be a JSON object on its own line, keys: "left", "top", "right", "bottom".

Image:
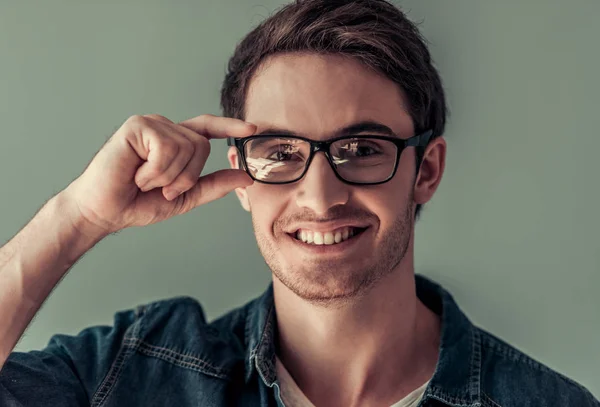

{"left": 54, "top": 185, "right": 111, "bottom": 249}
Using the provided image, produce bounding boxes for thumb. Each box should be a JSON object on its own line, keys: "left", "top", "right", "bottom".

{"left": 181, "top": 169, "right": 253, "bottom": 211}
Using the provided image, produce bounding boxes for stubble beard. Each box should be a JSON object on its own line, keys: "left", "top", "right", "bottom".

{"left": 252, "top": 197, "right": 415, "bottom": 307}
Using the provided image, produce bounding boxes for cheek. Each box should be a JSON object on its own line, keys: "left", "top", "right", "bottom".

{"left": 357, "top": 178, "right": 413, "bottom": 228}
{"left": 247, "top": 185, "right": 289, "bottom": 234}
{"left": 364, "top": 193, "right": 398, "bottom": 228}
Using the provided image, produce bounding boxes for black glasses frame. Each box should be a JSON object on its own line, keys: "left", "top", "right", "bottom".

{"left": 227, "top": 129, "right": 433, "bottom": 186}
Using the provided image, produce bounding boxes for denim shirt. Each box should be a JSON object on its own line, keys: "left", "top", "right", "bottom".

{"left": 1, "top": 275, "right": 597, "bottom": 407}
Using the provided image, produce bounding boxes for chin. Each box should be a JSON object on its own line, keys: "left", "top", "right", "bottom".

{"left": 272, "top": 263, "right": 381, "bottom": 306}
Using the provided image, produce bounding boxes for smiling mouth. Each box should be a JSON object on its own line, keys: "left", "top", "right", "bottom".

{"left": 288, "top": 226, "right": 368, "bottom": 246}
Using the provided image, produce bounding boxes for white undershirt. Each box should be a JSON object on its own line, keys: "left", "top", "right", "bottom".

{"left": 275, "top": 356, "right": 429, "bottom": 407}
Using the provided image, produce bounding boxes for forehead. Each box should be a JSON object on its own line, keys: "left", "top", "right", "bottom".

{"left": 244, "top": 53, "right": 414, "bottom": 138}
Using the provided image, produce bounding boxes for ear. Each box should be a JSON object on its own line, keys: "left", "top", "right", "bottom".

{"left": 413, "top": 136, "right": 446, "bottom": 206}
{"left": 227, "top": 146, "right": 251, "bottom": 212}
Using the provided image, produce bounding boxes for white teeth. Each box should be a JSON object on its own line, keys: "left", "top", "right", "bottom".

{"left": 294, "top": 226, "right": 363, "bottom": 246}
{"left": 334, "top": 231, "right": 342, "bottom": 243}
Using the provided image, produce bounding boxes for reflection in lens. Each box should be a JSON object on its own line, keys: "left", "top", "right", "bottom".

{"left": 246, "top": 157, "right": 288, "bottom": 180}
{"left": 331, "top": 155, "right": 350, "bottom": 165}
{"left": 245, "top": 137, "right": 309, "bottom": 181}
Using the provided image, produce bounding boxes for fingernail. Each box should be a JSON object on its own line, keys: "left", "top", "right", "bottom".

{"left": 140, "top": 183, "right": 154, "bottom": 192}
{"left": 138, "top": 178, "right": 150, "bottom": 190}
{"left": 165, "top": 190, "right": 181, "bottom": 201}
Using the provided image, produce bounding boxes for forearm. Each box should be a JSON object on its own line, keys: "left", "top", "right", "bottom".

{"left": 0, "top": 190, "right": 108, "bottom": 368}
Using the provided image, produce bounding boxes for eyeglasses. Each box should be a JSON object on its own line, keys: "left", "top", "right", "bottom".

{"left": 227, "top": 129, "right": 433, "bottom": 186}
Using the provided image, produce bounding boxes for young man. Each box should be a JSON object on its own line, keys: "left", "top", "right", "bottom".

{"left": 0, "top": 0, "right": 597, "bottom": 406}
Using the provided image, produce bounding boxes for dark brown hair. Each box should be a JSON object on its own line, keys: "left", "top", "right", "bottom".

{"left": 221, "top": 0, "right": 447, "bottom": 221}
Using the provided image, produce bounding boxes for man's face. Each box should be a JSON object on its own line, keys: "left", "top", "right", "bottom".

{"left": 229, "top": 53, "right": 425, "bottom": 304}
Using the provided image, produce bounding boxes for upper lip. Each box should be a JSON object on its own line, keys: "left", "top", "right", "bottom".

{"left": 285, "top": 221, "right": 370, "bottom": 234}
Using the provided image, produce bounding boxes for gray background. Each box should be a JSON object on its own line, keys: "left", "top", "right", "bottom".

{"left": 1, "top": 0, "right": 598, "bottom": 397}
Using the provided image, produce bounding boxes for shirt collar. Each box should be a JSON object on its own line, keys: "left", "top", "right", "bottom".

{"left": 245, "top": 283, "right": 277, "bottom": 386}
{"left": 416, "top": 275, "right": 482, "bottom": 406}
{"left": 245, "top": 274, "right": 482, "bottom": 406}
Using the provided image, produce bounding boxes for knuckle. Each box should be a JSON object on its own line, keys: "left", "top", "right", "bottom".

{"left": 144, "top": 113, "right": 173, "bottom": 123}
{"left": 126, "top": 114, "right": 147, "bottom": 127}
{"left": 195, "top": 114, "right": 215, "bottom": 129}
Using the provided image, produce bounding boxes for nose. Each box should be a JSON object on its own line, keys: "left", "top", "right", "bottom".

{"left": 294, "top": 153, "right": 350, "bottom": 215}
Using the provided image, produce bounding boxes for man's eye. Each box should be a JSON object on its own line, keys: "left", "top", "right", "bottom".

{"left": 266, "top": 144, "right": 303, "bottom": 161}
{"left": 268, "top": 151, "right": 294, "bottom": 161}
{"left": 354, "top": 146, "right": 379, "bottom": 157}
{"left": 341, "top": 141, "right": 381, "bottom": 157}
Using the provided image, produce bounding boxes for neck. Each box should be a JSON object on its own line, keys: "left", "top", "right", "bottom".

{"left": 272, "top": 246, "right": 440, "bottom": 407}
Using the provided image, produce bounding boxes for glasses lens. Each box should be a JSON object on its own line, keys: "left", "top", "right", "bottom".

{"left": 244, "top": 137, "right": 310, "bottom": 182}
{"left": 330, "top": 137, "right": 398, "bottom": 183}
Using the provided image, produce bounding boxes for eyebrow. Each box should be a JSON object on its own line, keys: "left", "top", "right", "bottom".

{"left": 254, "top": 120, "right": 398, "bottom": 138}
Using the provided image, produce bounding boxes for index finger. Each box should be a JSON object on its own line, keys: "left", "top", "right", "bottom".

{"left": 177, "top": 114, "right": 256, "bottom": 139}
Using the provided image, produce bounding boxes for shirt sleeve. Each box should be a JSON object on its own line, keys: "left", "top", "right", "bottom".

{"left": 0, "top": 307, "right": 139, "bottom": 407}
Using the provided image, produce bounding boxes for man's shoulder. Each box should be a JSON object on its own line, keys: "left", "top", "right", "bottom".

{"left": 129, "top": 295, "right": 253, "bottom": 347}
{"left": 83, "top": 294, "right": 258, "bottom": 380}
{"left": 476, "top": 327, "right": 598, "bottom": 406}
